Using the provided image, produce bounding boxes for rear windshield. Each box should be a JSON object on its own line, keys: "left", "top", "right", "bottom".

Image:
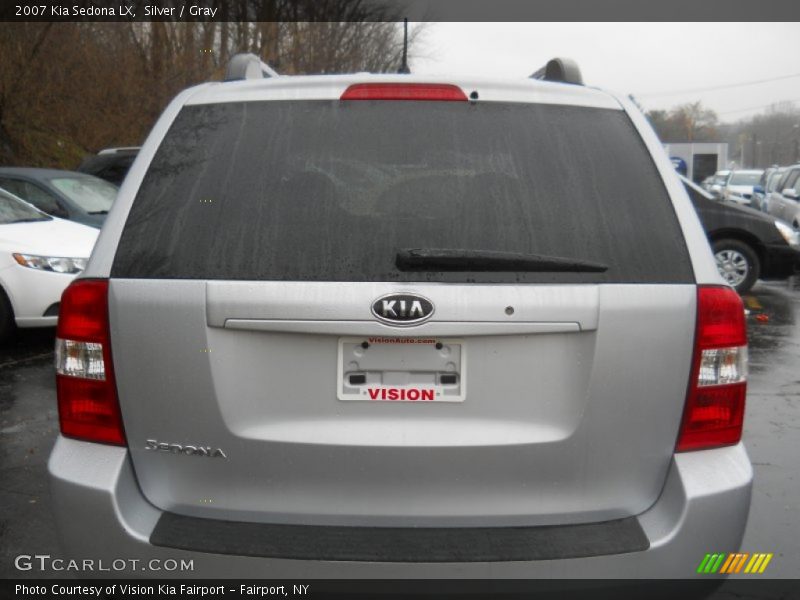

{"left": 49, "top": 176, "right": 117, "bottom": 213}
{"left": 112, "top": 100, "right": 693, "bottom": 284}
{"left": 729, "top": 172, "right": 762, "bottom": 186}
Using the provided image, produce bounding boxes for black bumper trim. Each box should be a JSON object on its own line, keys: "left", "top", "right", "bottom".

{"left": 150, "top": 512, "right": 649, "bottom": 562}
{"left": 43, "top": 302, "right": 60, "bottom": 317}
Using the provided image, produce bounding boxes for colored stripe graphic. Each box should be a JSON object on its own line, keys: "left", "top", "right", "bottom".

{"left": 722, "top": 553, "right": 742, "bottom": 574}
{"left": 758, "top": 554, "right": 773, "bottom": 573}
{"left": 698, "top": 553, "right": 727, "bottom": 573}
{"left": 697, "top": 554, "right": 713, "bottom": 573}
{"left": 734, "top": 553, "right": 750, "bottom": 573}
{"left": 699, "top": 552, "right": 773, "bottom": 574}
{"left": 711, "top": 553, "right": 726, "bottom": 573}
{"left": 720, "top": 553, "right": 736, "bottom": 573}
{"left": 745, "top": 554, "right": 761, "bottom": 573}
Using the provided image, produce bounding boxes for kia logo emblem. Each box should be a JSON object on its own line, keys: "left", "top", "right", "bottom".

{"left": 371, "top": 293, "right": 434, "bottom": 326}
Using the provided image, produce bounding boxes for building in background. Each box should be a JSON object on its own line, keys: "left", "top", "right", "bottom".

{"left": 663, "top": 142, "right": 729, "bottom": 183}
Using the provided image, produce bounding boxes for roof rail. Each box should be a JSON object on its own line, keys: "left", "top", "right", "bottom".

{"left": 224, "top": 53, "right": 279, "bottom": 82}
{"left": 530, "top": 58, "right": 583, "bottom": 86}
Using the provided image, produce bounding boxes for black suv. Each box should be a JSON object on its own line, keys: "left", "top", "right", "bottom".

{"left": 683, "top": 175, "right": 800, "bottom": 293}
{"left": 76, "top": 147, "right": 139, "bottom": 186}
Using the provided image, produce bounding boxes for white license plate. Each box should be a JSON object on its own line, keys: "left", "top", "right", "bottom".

{"left": 337, "top": 336, "right": 465, "bottom": 402}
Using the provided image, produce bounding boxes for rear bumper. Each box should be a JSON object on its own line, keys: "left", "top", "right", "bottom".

{"left": 761, "top": 243, "right": 800, "bottom": 280}
{"left": 47, "top": 436, "right": 752, "bottom": 578}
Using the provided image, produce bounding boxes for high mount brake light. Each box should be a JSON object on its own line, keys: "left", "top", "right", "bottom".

{"left": 340, "top": 83, "right": 468, "bottom": 102}
{"left": 676, "top": 286, "right": 747, "bottom": 452}
{"left": 55, "top": 279, "right": 126, "bottom": 446}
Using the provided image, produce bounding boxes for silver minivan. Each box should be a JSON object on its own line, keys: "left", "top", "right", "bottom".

{"left": 49, "top": 56, "right": 751, "bottom": 578}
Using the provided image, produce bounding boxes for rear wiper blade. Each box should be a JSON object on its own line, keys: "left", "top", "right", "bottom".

{"left": 88, "top": 210, "right": 109, "bottom": 215}
{"left": 395, "top": 248, "right": 608, "bottom": 273}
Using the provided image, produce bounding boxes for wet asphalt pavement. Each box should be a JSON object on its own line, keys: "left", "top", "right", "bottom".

{"left": 0, "top": 328, "right": 60, "bottom": 579}
{"left": 0, "top": 280, "right": 799, "bottom": 583}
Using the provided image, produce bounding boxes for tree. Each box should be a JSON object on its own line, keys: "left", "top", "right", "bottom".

{"left": 673, "top": 102, "right": 719, "bottom": 142}
{"left": 646, "top": 102, "right": 720, "bottom": 142}
{"left": 0, "top": 4, "right": 427, "bottom": 168}
{"left": 723, "top": 103, "right": 800, "bottom": 168}
{"left": 0, "top": 23, "right": 54, "bottom": 161}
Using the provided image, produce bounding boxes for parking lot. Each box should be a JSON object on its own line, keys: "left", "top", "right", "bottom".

{"left": 1, "top": 278, "right": 799, "bottom": 580}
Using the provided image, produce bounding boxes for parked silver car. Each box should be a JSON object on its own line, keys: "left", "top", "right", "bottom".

{"left": 49, "top": 55, "right": 751, "bottom": 578}
{"left": 764, "top": 164, "right": 800, "bottom": 229}
{"left": 0, "top": 167, "right": 117, "bottom": 229}
{"left": 753, "top": 166, "right": 786, "bottom": 212}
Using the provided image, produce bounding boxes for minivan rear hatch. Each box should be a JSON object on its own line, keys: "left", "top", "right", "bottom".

{"left": 108, "top": 93, "right": 697, "bottom": 526}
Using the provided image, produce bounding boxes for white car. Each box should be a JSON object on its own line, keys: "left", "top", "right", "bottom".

{"left": 723, "top": 169, "right": 764, "bottom": 206}
{"left": 0, "top": 188, "right": 98, "bottom": 340}
{"left": 705, "top": 169, "right": 730, "bottom": 197}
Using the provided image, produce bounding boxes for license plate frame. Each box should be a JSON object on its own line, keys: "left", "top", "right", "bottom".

{"left": 337, "top": 336, "right": 466, "bottom": 402}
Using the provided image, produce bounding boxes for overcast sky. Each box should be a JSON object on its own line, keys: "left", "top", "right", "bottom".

{"left": 410, "top": 23, "right": 800, "bottom": 121}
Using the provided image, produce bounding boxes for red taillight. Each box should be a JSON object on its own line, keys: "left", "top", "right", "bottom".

{"left": 55, "top": 279, "right": 125, "bottom": 446}
{"left": 676, "top": 286, "right": 747, "bottom": 452}
{"left": 340, "top": 83, "right": 468, "bottom": 102}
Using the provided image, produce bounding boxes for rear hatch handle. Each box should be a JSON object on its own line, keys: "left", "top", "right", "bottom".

{"left": 206, "top": 282, "right": 599, "bottom": 336}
